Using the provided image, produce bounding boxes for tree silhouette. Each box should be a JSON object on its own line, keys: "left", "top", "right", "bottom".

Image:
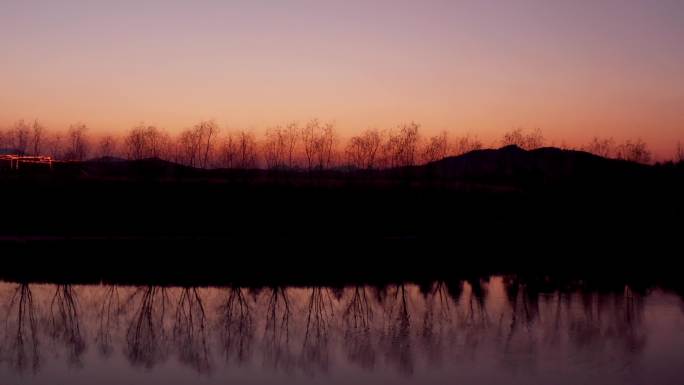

{"left": 97, "top": 135, "right": 117, "bottom": 158}
{"left": 346, "top": 129, "right": 382, "bottom": 169}
{"left": 30, "top": 120, "right": 44, "bottom": 156}
{"left": 501, "top": 127, "right": 544, "bottom": 150}
{"left": 176, "top": 121, "right": 218, "bottom": 167}
{"left": 421, "top": 131, "right": 449, "bottom": 164}
{"left": 451, "top": 133, "right": 483, "bottom": 156}
{"left": 125, "top": 124, "right": 169, "bottom": 160}
{"left": 64, "top": 123, "right": 89, "bottom": 161}
{"left": 616, "top": 138, "right": 651, "bottom": 164}
{"left": 383, "top": 122, "right": 420, "bottom": 168}
{"left": 302, "top": 119, "right": 337, "bottom": 171}
{"left": 11, "top": 120, "right": 30, "bottom": 155}
{"left": 583, "top": 137, "right": 616, "bottom": 158}
{"left": 235, "top": 130, "right": 258, "bottom": 169}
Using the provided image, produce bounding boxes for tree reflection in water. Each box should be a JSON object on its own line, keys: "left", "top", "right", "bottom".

{"left": 420, "top": 281, "right": 456, "bottom": 366}
{"left": 125, "top": 286, "right": 171, "bottom": 368}
{"left": 0, "top": 276, "right": 676, "bottom": 378}
{"left": 49, "top": 285, "right": 85, "bottom": 367}
{"left": 217, "top": 286, "right": 254, "bottom": 365}
{"left": 382, "top": 284, "right": 413, "bottom": 375}
{"left": 96, "top": 285, "right": 120, "bottom": 357}
{"left": 263, "top": 286, "right": 293, "bottom": 371}
{"left": 2, "top": 284, "right": 40, "bottom": 373}
{"left": 343, "top": 285, "right": 375, "bottom": 370}
{"left": 301, "top": 287, "right": 335, "bottom": 374}
{"left": 174, "top": 288, "right": 211, "bottom": 373}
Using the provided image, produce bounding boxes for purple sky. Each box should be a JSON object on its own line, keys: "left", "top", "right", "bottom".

{"left": 1, "top": 0, "right": 682, "bottom": 157}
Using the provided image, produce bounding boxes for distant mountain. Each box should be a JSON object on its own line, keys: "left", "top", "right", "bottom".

{"left": 414, "top": 145, "right": 653, "bottom": 186}
{"left": 20, "top": 145, "right": 679, "bottom": 190}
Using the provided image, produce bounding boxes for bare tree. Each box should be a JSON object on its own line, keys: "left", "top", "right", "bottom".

{"left": 263, "top": 124, "right": 300, "bottom": 169}
{"left": 383, "top": 122, "right": 420, "bottom": 168}
{"left": 501, "top": 128, "right": 545, "bottom": 150}
{"left": 0, "top": 128, "right": 8, "bottom": 150}
{"left": 199, "top": 121, "right": 219, "bottom": 168}
{"left": 302, "top": 119, "right": 338, "bottom": 170}
{"left": 421, "top": 131, "right": 449, "bottom": 163}
{"left": 125, "top": 125, "right": 169, "bottom": 160}
{"left": 451, "top": 134, "right": 483, "bottom": 156}
{"left": 263, "top": 126, "right": 288, "bottom": 169}
{"left": 284, "top": 122, "right": 299, "bottom": 169}
{"left": 217, "top": 133, "right": 238, "bottom": 168}
{"left": 175, "top": 121, "right": 219, "bottom": 168}
{"left": 302, "top": 120, "right": 319, "bottom": 170}
{"left": 30, "top": 120, "right": 45, "bottom": 156}
{"left": 346, "top": 129, "right": 382, "bottom": 169}
{"left": 318, "top": 122, "right": 337, "bottom": 169}
{"left": 45, "top": 132, "right": 65, "bottom": 160}
{"left": 11, "top": 120, "right": 31, "bottom": 155}
{"left": 64, "top": 123, "right": 89, "bottom": 161}
{"left": 178, "top": 127, "right": 203, "bottom": 167}
{"left": 235, "top": 130, "right": 258, "bottom": 169}
{"left": 583, "top": 137, "right": 616, "bottom": 158}
{"left": 97, "top": 136, "right": 117, "bottom": 158}
{"left": 616, "top": 139, "right": 651, "bottom": 164}
{"left": 676, "top": 141, "right": 683, "bottom": 163}
{"left": 501, "top": 127, "right": 544, "bottom": 150}
{"left": 524, "top": 128, "right": 545, "bottom": 150}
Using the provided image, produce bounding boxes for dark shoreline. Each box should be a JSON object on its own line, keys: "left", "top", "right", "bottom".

{"left": 0, "top": 236, "right": 680, "bottom": 291}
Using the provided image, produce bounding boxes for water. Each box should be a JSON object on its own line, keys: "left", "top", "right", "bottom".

{"left": 0, "top": 277, "right": 683, "bottom": 385}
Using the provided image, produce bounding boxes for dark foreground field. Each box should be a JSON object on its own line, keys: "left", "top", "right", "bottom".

{"left": 1, "top": 145, "right": 682, "bottom": 283}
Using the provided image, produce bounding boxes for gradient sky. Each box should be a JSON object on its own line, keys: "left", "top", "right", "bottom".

{"left": 1, "top": 0, "right": 683, "bottom": 157}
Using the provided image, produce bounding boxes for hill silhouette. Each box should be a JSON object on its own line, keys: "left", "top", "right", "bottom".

{"left": 424, "top": 145, "right": 648, "bottom": 181}
{"left": 1, "top": 145, "right": 681, "bottom": 259}
{"left": 23, "top": 145, "right": 677, "bottom": 191}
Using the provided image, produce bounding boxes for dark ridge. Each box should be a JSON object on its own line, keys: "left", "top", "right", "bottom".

{"left": 1, "top": 145, "right": 682, "bottom": 273}
{"left": 4, "top": 145, "right": 680, "bottom": 188}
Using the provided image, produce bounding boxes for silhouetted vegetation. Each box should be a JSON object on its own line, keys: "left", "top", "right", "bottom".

{"left": 2, "top": 119, "right": 676, "bottom": 169}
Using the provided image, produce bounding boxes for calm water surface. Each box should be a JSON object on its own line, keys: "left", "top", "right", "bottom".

{"left": 1, "top": 277, "right": 683, "bottom": 385}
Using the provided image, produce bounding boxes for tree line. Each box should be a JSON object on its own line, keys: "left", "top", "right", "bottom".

{"left": 0, "top": 119, "right": 679, "bottom": 168}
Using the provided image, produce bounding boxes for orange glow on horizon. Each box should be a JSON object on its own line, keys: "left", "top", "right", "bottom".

{"left": 1, "top": 1, "right": 682, "bottom": 159}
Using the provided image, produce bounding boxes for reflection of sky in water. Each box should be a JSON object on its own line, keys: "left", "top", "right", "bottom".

{"left": 0, "top": 277, "right": 683, "bottom": 385}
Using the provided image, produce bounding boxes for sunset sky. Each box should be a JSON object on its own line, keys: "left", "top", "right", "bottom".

{"left": 1, "top": 0, "right": 682, "bottom": 157}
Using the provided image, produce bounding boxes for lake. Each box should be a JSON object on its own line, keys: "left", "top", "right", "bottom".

{"left": 0, "top": 276, "right": 683, "bottom": 385}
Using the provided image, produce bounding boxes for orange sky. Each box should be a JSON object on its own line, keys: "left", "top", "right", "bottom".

{"left": 1, "top": 1, "right": 682, "bottom": 159}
